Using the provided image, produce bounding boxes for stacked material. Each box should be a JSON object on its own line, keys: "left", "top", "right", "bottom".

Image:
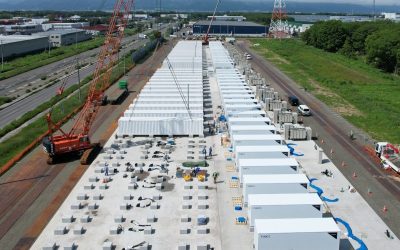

{"left": 118, "top": 41, "right": 204, "bottom": 136}
{"left": 210, "top": 41, "right": 340, "bottom": 250}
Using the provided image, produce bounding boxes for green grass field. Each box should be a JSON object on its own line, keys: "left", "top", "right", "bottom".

{"left": 251, "top": 39, "right": 400, "bottom": 143}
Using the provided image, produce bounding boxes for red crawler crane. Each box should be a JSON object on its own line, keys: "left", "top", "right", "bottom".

{"left": 43, "top": 0, "right": 133, "bottom": 164}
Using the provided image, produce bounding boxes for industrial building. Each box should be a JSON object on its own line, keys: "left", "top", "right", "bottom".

{"left": 208, "top": 15, "right": 246, "bottom": 22}
{"left": 193, "top": 21, "right": 268, "bottom": 37}
{"left": 34, "top": 29, "right": 92, "bottom": 47}
{"left": 42, "top": 22, "right": 90, "bottom": 31}
{"left": 2, "top": 24, "right": 43, "bottom": 35}
{"left": 0, "top": 35, "right": 48, "bottom": 59}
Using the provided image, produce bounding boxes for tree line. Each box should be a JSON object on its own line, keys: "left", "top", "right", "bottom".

{"left": 302, "top": 20, "right": 400, "bottom": 74}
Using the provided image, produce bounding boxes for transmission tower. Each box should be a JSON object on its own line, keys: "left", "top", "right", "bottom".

{"left": 269, "top": 0, "right": 290, "bottom": 38}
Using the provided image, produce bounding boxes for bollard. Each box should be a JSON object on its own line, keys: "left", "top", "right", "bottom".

{"left": 341, "top": 161, "right": 346, "bottom": 167}
{"left": 352, "top": 172, "right": 357, "bottom": 178}
{"left": 383, "top": 205, "right": 388, "bottom": 213}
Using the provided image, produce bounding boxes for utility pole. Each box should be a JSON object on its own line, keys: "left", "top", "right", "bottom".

{"left": 76, "top": 57, "right": 82, "bottom": 101}
{"left": 0, "top": 39, "right": 4, "bottom": 73}
{"left": 48, "top": 39, "right": 51, "bottom": 56}
{"left": 373, "top": 0, "right": 376, "bottom": 21}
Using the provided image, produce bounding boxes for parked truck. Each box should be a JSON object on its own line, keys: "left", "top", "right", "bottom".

{"left": 375, "top": 142, "right": 400, "bottom": 173}
{"left": 103, "top": 80, "right": 129, "bottom": 105}
{"left": 138, "top": 33, "right": 147, "bottom": 39}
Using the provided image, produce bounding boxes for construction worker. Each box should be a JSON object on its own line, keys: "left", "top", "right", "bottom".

{"left": 212, "top": 172, "right": 219, "bottom": 184}
{"left": 209, "top": 146, "right": 213, "bottom": 158}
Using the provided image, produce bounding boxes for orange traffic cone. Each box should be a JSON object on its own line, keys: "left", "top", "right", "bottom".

{"left": 352, "top": 172, "right": 357, "bottom": 178}
{"left": 383, "top": 205, "right": 388, "bottom": 213}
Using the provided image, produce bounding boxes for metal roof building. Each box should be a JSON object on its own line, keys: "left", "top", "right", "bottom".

{"left": 193, "top": 21, "right": 268, "bottom": 37}
{"left": 0, "top": 35, "right": 48, "bottom": 58}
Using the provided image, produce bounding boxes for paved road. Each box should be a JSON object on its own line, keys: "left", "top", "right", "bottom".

{"left": 237, "top": 40, "right": 400, "bottom": 237}
{"left": 0, "top": 25, "right": 171, "bottom": 129}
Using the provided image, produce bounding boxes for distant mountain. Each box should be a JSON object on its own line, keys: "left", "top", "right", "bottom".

{"left": 0, "top": 0, "right": 399, "bottom": 13}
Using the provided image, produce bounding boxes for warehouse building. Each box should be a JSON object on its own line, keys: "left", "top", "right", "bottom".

{"left": 193, "top": 21, "right": 268, "bottom": 37}
{"left": 3, "top": 24, "right": 43, "bottom": 35}
{"left": 0, "top": 35, "right": 48, "bottom": 59}
{"left": 34, "top": 29, "right": 91, "bottom": 47}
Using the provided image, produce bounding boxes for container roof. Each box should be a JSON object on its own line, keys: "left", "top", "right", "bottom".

{"left": 248, "top": 193, "right": 322, "bottom": 206}
{"left": 230, "top": 125, "right": 276, "bottom": 131}
{"left": 228, "top": 117, "right": 271, "bottom": 122}
{"left": 254, "top": 218, "right": 340, "bottom": 234}
{"left": 239, "top": 158, "right": 299, "bottom": 167}
{"left": 236, "top": 145, "right": 289, "bottom": 153}
{"left": 243, "top": 174, "right": 308, "bottom": 184}
{"left": 232, "top": 134, "right": 282, "bottom": 141}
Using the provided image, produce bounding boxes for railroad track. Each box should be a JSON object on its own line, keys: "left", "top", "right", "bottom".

{"left": 237, "top": 42, "right": 400, "bottom": 198}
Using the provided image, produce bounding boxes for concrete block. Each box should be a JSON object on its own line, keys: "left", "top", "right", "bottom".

{"left": 128, "top": 184, "right": 138, "bottom": 190}
{"left": 102, "top": 241, "right": 113, "bottom": 250}
{"left": 119, "top": 150, "right": 126, "bottom": 154}
{"left": 42, "top": 242, "right": 57, "bottom": 250}
{"left": 106, "top": 150, "right": 114, "bottom": 155}
{"left": 147, "top": 214, "right": 157, "bottom": 223}
{"left": 198, "top": 193, "right": 208, "bottom": 200}
{"left": 150, "top": 203, "right": 159, "bottom": 210}
{"left": 98, "top": 161, "right": 108, "bottom": 167}
{"left": 77, "top": 193, "right": 88, "bottom": 201}
{"left": 63, "top": 242, "right": 77, "bottom": 250}
{"left": 62, "top": 215, "right": 74, "bottom": 223}
{"left": 184, "top": 184, "right": 192, "bottom": 190}
{"left": 120, "top": 203, "right": 131, "bottom": 210}
{"left": 183, "top": 194, "right": 192, "bottom": 200}
{"left": 182, "top": 203, "right": 191, "bottom": 209}
{"left": 144, "top": 227, "right": 153, "bottom": 235}
{"left": 124, "top": 194, "right": 134, "bottom": 200}
{"left": 155, "top": 183, "right": 164, "bottom": 190}
{"left": 178, "top": 243, "right": 190, "bottom": 250}
{"left": 112, "top": 162, "right": 120, "bottom": 167}
{"left": 103, "top": 155, "right": 112, "bottom": 160}
{"left": 198, "top": 184, "right": 208, "bottom": 190}
{"left": 131, "top": 176, "right": 139, "bottom": 183}
{"left": 94, "top": 168, "right": 103, "bottom": 173}
{"left": 88, "top": 203, "right": 98, "bottom": 210}
{"left": 197, "top": 227, "right": 209, "bottom": 234}
{"left": 198, "top": 155, "right": 206, "bottom": 160}
{"left": 54, "top": 226, "right": 67, "bottom": 235}
{"left": 93, "top": 194, "right": 103, "bottom": 200}
{"left": 84, "top": 184, "right": 95, "bottom": 190}
{"left": 198, "top": 202, "right": 208, "bottom": 210}
{"left": 110, "top": 226, "right": 121, "bottom": 235}
{"left": 99, "top": 184, "right": 109, "bottom": 190}
{"left": 73, "top": 226, "right": 85, "bottom": 235}
{"left": 197, "top": 244, "right": 209, "bottom": 250}
{"left": 180, "top": 228, "right": 190, "bottom": 234}
{"left": 181, "top": 215, "right": 190, "bottom": 222}
{"left": 70, "top": 203, "right": 82, "bottom": 210}
{"left": 140, "top": 155, "right": 148, "bottom": 160}
{"left": 152, "top": 194, "right": 162, "bottom": 200}
{"left": 114, "top": 215, "right": 125, "bottom": 223}
{"left": 156, "top": 176, "right": 165, "bottom": 183}
{"left": 88, "top": 176, "right": 98, "bottom": 182}
{"left": 80, "top": 215, "right": 91, "bottom": 223}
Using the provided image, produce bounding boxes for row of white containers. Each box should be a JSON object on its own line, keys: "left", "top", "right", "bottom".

{"left": 117, "top": 41, "right": 204, "bottom": 136}
{"left": 210, "top": 41, "right": 340, "bottom": 250}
